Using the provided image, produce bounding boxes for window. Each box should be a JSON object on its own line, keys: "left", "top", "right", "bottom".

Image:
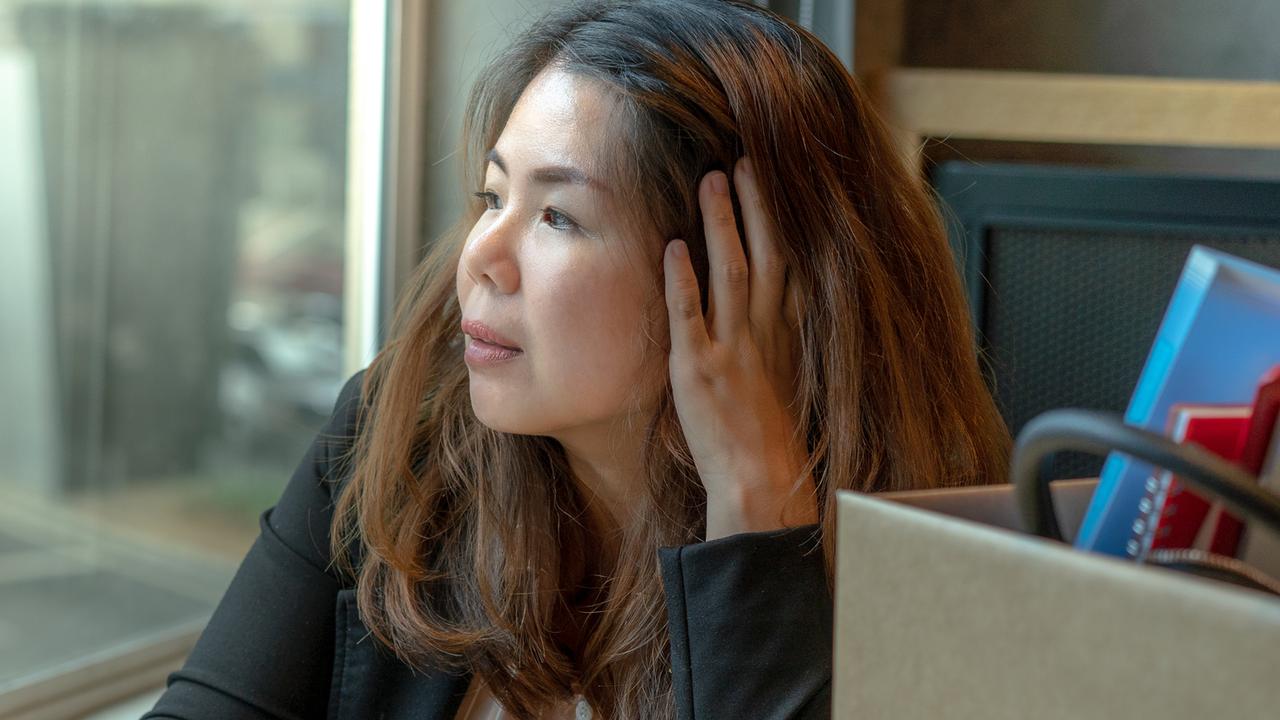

{"left": 0, "top": 0, "right": 377, "bottom": 711}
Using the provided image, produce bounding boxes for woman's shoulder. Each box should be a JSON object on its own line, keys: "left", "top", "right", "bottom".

{"left": 247, "top": 368, "right": 372, "bottom": 589}
{"left": 315, "top": 368, "right": 370, "bottom": 500}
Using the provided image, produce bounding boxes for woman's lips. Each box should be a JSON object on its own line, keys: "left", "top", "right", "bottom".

{"left": 461, "top": 319, "right": 522, "bottom": 350}
{"left": 464, "top": 337, "right": 523, "bottom": 366}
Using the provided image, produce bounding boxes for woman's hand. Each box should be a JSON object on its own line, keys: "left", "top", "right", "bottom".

{"left": 663, "top": 156, "right": 817, "bottom": 540}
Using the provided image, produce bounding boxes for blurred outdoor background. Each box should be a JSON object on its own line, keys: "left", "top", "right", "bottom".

{"left": 3, "top": 0, "right": 347, "bottom": 681}
{"left": 1, "top": 0, "right": 352, "bottom": 712}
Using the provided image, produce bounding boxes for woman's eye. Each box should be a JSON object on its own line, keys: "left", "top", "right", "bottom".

{"left": 473, "top": 191, "right": 501, "bottom": 211}
{"left": 471, "top": 192, "right": 576, "bottom": 232}
{"left": 542, "top": 207, "right": 577, "bottom": 232}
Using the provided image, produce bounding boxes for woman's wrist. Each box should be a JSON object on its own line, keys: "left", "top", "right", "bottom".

{"left": 704, "top": 472, "right": 818, "bottom": 540}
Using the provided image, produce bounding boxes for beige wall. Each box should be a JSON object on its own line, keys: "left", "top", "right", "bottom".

{"left": 905, "top": 0, "right": 1280, "bottom": 81}
{"left": 899, "top": 0, "right": 1280, "bottom": 179}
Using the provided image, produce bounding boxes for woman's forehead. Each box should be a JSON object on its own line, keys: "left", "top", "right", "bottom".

{"left": 490, "top": 67, "right": 614, "bottom": 179}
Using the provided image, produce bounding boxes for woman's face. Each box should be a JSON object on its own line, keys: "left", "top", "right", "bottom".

{"left": 456, "top": 66, "right": 666, "bottom": 440}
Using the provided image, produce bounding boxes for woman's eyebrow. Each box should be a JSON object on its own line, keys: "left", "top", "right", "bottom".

{"left": 485, "top": 148, "right": 608, "bottom": 192}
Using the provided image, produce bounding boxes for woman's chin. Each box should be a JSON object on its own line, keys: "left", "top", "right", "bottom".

{"left": 468, "top": 395, "right": 535, "bottom": 435}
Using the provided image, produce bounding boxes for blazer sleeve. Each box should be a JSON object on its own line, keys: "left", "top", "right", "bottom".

{"left": 658, "top": 524, "right": 833, "bottom": 720}
{"left": 142, "top": 370, "right": 367, "bottom": 720}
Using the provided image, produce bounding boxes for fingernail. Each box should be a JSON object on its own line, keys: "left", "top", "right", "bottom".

{"left": 669, "top": 239, "right": 687, "bottom": 259}
{"left": 740, "top": 156, "right": 752, "bottom": 177}
{"left": 710, "top": 172, "right": 728, "bottom": 195}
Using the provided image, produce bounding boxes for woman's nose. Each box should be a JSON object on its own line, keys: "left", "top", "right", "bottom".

{"left": 460, "top": 214, "right": 521, "bottom": 295}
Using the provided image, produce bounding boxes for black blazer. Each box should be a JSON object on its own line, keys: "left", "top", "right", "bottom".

{"left": 142, "top": 371, "right": 832, "bottom": 720}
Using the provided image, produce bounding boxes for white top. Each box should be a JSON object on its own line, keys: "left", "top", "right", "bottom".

{"left": 452, "top": 676, "right": 594, "bottom": 720}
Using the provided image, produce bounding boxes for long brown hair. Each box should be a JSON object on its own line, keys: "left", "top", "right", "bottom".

{"left": 330, "top": 1, "right": 1011, "bottom": 717}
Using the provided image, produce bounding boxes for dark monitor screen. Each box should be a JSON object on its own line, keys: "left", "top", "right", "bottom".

{"left": 931, "top": 161, "right": 1280, "bottom": 480}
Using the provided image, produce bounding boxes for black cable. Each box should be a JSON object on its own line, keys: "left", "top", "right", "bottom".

{"left": 1011, "top": 409, "right": 1280, "bottom": 543}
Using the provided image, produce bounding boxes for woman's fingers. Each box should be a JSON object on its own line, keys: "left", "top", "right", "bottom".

{"left": 734, "top": 156, "right": 788, "bottom": 329}
{"left": 664, "top": 239, "right": 711, "bottom": 363}
{"left": 671, "top": 158, "right": 796, "bottom": 363}
{"left": 699, "top": 170, "right": 750, "bottom": 342}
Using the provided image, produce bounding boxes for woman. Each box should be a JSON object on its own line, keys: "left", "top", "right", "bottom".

{"left": 145, "top": 1, "right": 1009, "bottom": 718}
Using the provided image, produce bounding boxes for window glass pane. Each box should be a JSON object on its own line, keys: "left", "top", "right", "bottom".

{"left": 0, "top": 0, "right": 351, "bottom": 686}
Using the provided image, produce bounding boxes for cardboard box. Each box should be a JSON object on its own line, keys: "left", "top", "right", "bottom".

{"left": 835, "top": 488, "right": 1280, "bottom": 719}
